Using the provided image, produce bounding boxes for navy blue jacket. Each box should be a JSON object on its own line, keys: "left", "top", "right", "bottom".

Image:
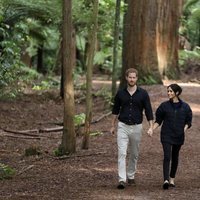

{"left": 155, "top": 99, "right": 192, "bottom": 145}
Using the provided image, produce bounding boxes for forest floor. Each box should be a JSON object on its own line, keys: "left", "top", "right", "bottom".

{"left": 0, "top": 76, "right": 200, "bottom": 200}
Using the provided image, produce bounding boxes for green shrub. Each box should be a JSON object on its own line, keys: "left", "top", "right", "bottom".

{"left": 0, "top": 163, "right": 16, "bottom": 180}
{"left": 25, "top": 146, "right": 42, "bottom": 156}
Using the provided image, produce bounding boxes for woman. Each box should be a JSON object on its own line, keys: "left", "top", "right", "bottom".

{"left": 148, "top": 84, "right": 192, "bottom": 189}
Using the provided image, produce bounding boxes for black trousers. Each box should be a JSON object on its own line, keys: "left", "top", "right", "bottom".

{"left": 162, "top": 142, "right": 182, "bottom": 181}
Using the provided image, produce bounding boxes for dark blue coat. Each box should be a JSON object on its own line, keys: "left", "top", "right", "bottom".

{"left": 155, "top": 99, "right": 192, "bottom": 145}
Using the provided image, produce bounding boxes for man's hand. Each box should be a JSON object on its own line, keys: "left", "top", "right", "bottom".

{"left": 147, "top": 127, "right": 153, "bottom": 137}
{"left": 110, "top": 126, "right": 115, "bottom": 135}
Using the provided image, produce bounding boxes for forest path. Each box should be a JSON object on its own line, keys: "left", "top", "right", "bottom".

{"left": 0, "top": 81, "right": 199, "bottom": 200}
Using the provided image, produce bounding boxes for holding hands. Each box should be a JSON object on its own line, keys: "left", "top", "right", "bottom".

{"left": 147, "top": 127, "right": 153, "bottom": 137}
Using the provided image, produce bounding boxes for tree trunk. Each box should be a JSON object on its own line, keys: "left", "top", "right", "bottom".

{"left": 61, "top": 0, "right": 76, "bottom": 154}
{"left": 82, "top": 0, "right": 99, "bottom": 150}
{"left": 121, "top": 0, "right": 183, "bottom": 87}
{"left": 21, "top": 50, "right": 32, "bottom": 68}
{"left": 37, "top": 43, "right": 46, "bottom": 74}
{"left": 121, "top": 0, "right": 160, "bottom": 87}
{"left": 112, "top": 0, "right": 121, "bottom": 98}
{"left": 156, "top": 0, "right": 183, "bottom": 79}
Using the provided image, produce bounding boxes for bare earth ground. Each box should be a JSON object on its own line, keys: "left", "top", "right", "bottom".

{"left": 0, "top": 79, "right": 200, "bottom": 200}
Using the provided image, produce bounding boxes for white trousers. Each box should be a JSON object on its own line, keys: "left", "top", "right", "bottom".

{"left": 117, "top": 122, "right": 143, "bottom": 182}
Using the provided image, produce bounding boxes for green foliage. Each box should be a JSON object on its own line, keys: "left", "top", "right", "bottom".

{"left": 0, "top": 0, "right": 61, "bottom": 93}
{"left": 90, "top": 131, "right": 103, "bottom": 136}
{"left": 179, "top": 49, "right": 200, "bottom": 66}
{"left": 94, "top": 87, "right": 112, "bottom": 106}
{"left": 0, "top": 26, "right": 25, "bottom": 98}
{"left": 181, "top": 0, "right": 200, "bottom": 48}
{"left": 74, "top": 113, "right": 86, "bottom": 126}
{"left": 73, "top": 0, "right": 124, "bottom": 73}
{"left": 138, "top": 75, "right": 159, "bottom": 85}
{"left": 0, "top": 29, "right": 23, "bottom": 87}
{"left": 54, "top": 145, "right": 69, "bottom": 157}
{"left": 0, "top": 163, "right": 16, "bottom": 180}
{"left": 25, "top": 146, "right": 42, "bottom": 156}
{"left": 0, "top": 0, "right": 125, "bottom": 81}
{"left": 19, "top": 66, "right": 41, "bottom": 81}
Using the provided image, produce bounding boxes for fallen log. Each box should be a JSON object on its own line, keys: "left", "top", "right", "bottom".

{"left": 2, "top": 111, "right": 111, "bottom": 135}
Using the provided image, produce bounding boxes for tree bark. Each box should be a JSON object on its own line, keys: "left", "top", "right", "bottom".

{"left": 61, "top": 0, "right": 76, "bottom": 154}
{"left": 37, "top": 43, "right": 46, "bottom": 74}
{"left": 121, "top": 0, "right": 160, "bottom": 87}
{"left": 156, "top": 0, "right": 183, "bottom": 79}
{"left": 82, "top": 0, "right": 99, "bottom": 149}
{"left": 112, "top": 0, "right": 121, "bottom": 97}
{"left": 121, "top": 0, "right": 183, "bottom": 87}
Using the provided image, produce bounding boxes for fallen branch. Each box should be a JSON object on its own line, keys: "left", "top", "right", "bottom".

{"left": 2, "top": 111, "right": 111, "bottom": 135}
{"left": 56, "top": 151, "right": 107, "bottom": 160}
{"left": 92, "top": 111, "right": 112, "bottom": 123}
{"left": 39, "top": 127, "right": 63, "bottom": 133}
{"left": 75, "top": 96, "right": 85, "bottom": 103}
{"left": 17, "top": 165, "right": 34, "bottom": 175}
{"left": 51, "top": 111, "right": 112, "bottom": 127}
{"left": 0, "top": 133, "right": 41, "bottom": 140}
{"left": 3, "top": 129, "right": 40, "bottom": 137}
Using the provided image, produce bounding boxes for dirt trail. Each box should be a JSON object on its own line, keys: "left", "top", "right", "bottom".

{"left": 0, "top": 82, "right": 199, "bottom": 200}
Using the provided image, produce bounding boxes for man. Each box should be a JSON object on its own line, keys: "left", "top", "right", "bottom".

{"left": 110, "top": 68, "right": 153, "bottom": 189}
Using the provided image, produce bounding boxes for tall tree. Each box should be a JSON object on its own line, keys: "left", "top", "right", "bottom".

{"left": 82, "top": 0, "right": 99, "bottom": 149}
{"left": 60, "top": 0, "right": 76, "bottom": 154}
{"left": 121, "top": 0, "right": 183, "bottom": 87}
{"left": 156, "top": 0, "right": 183, "bottom": 79}
{"left": 112, "top": 0, "right": 121, "bottom": 98}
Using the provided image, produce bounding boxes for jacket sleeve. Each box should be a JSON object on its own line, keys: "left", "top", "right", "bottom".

{"left": 112, "top": 92, "right": 120, "bottom": 115}
{"left": 185, "top": 104, "right": 193, "bottom": 128}
{"left": 155, "top": 103, "right": 165, "bottom": 125}
{"left": 143, "top": 91, "right": 154, "bottom": 121}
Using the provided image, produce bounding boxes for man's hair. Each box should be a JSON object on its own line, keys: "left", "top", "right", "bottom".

{"left": 168, "top": 83, "right": 182, "bottom": 96}
{"left": 125, "top": 68, "right": 138, "bottom": 77}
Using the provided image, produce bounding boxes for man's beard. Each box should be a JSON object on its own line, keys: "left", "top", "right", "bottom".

{"left": 128, "top": 82, "right": 136, "bottom": 87}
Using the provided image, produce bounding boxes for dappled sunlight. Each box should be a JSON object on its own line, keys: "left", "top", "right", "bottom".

{"left": 190, "top": 103, "right": 200, "bottom": 114}
{"left": 162, "top": 80, "right": 200, "bottom": 88}
{"left": 77, "top": 166, "right": 116, "bottom": 173}
{"left": 92, "top": 167, "right": 116, "bottom": 172}
{"left": 92, "top": 79, "right": 119, "bottom": 85}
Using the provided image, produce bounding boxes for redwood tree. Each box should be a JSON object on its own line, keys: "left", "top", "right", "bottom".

{"left": 121, "top": 0, "right": 183, "bottom": 87}
{"left": 156, "top": 0, "right": 183, "bottom": 78}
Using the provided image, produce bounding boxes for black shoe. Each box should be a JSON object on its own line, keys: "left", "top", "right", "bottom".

{"left": 117, "top": 181, "right": 125, "bottom": 189}
{"left": 163, "top": 180, "right": 169, "bottom": 190}
{"left": 128, "top": 179, "right": 136, "bottom": 185}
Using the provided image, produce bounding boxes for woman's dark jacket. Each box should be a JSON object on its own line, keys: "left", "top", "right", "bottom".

{"left": 155, "top": 99, "right": 192, "bottom": 145}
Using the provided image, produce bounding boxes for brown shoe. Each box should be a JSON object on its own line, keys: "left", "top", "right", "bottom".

{"left": 117, "top": 181, "right": 125, "bottom": 189}
{"left": 128, "top": 179, "right": 136, "bottom": 185}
